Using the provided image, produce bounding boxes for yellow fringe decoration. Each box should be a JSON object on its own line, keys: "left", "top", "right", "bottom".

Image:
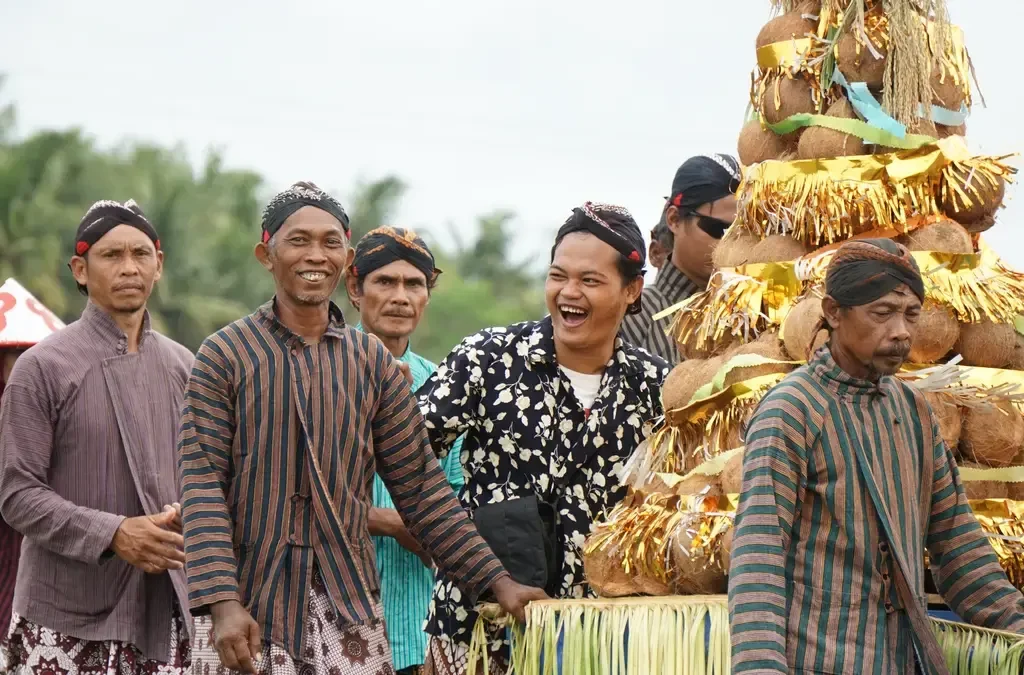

{"left": 966, "top": 500, "right": 1024, "bottom": 592}
{"left": 662, "top": 246, "right": 1024, "bottom": 357}
{"left": 468, "top": 600, "right": 1024, "bottom": 675}
{"left": 752, "top": 38, "right": 834, "bottom": 124}
{"left": 735, "top": 137, "right": 1015, "bottom": 246}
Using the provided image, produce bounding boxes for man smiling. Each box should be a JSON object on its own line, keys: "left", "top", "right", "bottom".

{"left": 346, "top": 226, "right": 465, "bottom": 675}
{"left": 418, "top": 203, "right": 669, "bottom": 675}
{"left": 181, "top": 182, "right": 545, "bottom": 675}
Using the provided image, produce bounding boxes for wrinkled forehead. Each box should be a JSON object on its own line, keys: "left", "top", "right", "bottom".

{"left": 365, "top": 259, "right": 429, "bottom": 284}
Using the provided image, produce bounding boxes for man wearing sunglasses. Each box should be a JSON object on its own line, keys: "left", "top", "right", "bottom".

{"left": 619, "top": 153, "right": 741, "bottom": 363}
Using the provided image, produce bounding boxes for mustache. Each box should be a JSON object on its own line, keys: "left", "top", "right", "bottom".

{"left": 879, "top": 344, "right": 911, "bottom": 358}
{"left": 382, "top": 311, "right": 415, "bottom": 318}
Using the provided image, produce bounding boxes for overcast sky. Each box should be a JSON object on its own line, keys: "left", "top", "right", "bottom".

{"left": 2, "top": 1, "right": 1022, "bottom": 270}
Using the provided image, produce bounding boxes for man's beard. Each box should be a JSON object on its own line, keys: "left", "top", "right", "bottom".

{"left": 293, "top": 290, "right": 332, "bottom": 305}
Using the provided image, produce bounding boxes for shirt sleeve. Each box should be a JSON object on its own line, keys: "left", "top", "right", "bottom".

{"left": 417, "top": 335, "right": 489, "bottom": 456}
{"left": 0, "top": 356, "right": 125, "bottom": 564}
{"left": 926, "top": 415, "right": 1024, "bottom": 632}
{"left": 371, "top": 343, "right": 508, "bottom": 602}
{"left": 728, "top": 390, "right": 807, "bottom": 674}
{"left": 178, "top": 339, "right": 241, "bottom": 614}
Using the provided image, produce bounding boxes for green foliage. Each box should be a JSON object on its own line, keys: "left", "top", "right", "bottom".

{"left": 0, "top": 96, "right": 545, "bottom": 362}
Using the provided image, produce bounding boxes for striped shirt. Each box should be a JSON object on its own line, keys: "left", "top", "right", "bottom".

{"left": 618, "top": 258, "right": 701, "bottom": 364}
{"left": 356, "top": 328, "right": 465, "bottom": 672}
{"left": 729, "top": 347, "right": 1024, "bottom": 674}
{"left": 178, "top": 300, "right": 506, "bottom": 659}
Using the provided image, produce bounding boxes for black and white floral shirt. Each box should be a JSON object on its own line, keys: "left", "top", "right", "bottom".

{"left": 417, "top": 317, "right": 669, "bottom": 651}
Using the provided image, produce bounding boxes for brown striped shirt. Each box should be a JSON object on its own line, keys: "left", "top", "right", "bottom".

{"left": 0, "top": 303, "right": 193, "bottom": 660}
{"left": 178, "top": 300, "right": 508, "bottom": 659}
{"left": 729, "top": 347, "right": 1024, "bottom": 675}
{"left": 618, "top": 258, "right": 701, "bottom": 364}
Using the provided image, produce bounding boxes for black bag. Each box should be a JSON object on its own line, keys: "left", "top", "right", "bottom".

{"left": 473, "top": 495, "right": 561, "bottom": 596}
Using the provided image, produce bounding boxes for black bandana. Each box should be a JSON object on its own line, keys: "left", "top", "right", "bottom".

{"left": 350, "top": 226, "right": 440, "bottom": 283}
{"left": 261, "top": 181, "right": 350, "bottom": 243}
{"left": 668, "top": 154, "right": 741, "bottom": 211}
{"left": 553, "top": 202, "right": 647, "bottom": 315}
{"left": 74, "top": 199, "right": 159, "bottom": 256}
{"left": 825, "top": 239, "right": 925, "bottom": 307}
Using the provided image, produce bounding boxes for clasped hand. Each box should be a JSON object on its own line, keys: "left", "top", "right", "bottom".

{"left": 110, "top": 502, "right": 185, "bottom": 573}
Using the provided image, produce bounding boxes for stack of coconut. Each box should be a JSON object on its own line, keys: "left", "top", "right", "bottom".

{"left": 583, "top": 0, "right": 1024, "bottom": 598}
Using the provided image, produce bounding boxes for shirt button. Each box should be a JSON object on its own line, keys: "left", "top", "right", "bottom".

{"left": 879, "top": 541, "right": 890, "bottom": 554}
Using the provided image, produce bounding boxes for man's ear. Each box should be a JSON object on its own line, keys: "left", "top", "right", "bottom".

{"left": 344, "top": 273, "right": 362, "bottom": 309}
{"left": 625, "top": 276, "right": 644, "bottom": 306}
{"left": 254, "top": 241, "right": 273, "bottom": 271}
{"left": 821, "top": 295, "right": 841, "bottom": 330}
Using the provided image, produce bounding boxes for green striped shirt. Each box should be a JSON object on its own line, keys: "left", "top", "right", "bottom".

{"left": 355, "top": 326, "right": 464, "bottom": 671}
{"left": 728, "top": 347, "right": 1024, "bottom": 674}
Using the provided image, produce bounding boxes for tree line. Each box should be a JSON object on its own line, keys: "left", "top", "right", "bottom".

{"left": 0, "top": 93, "right": 547, "bottom": 362}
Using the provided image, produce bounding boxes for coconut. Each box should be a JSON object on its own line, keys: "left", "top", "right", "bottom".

{"left": 956, "top": 319, "right": 1016, "bottom": 369}
{"left": 761, "top": 76, "right": 817, "bottom": 125}
{"left": 738, "top": 119, "right": 794, "bottom": 166}
{"left": 673, "top": 471, "right": 723, "bottom": 497}
{"left": 720, "top": 450, "right": 745, "bottom": 495}
{"left": 748, "top": 234, "right": 812, "bottom": 264}
{"left": 959, "top": 462, "right": 1010, "bottom": 501}
{"left": 924, "top": 391, "right": 962, "bottom": 449}
{"left": 670, "top": 527, "right": 729, "bottom": 595}
{"left": 1008, "top": 334, "right": 1024, "bottom": 371}
{"left": 756, "top": 11, "right": 817, "bottom": 50}
{"left": 782, "top": 296, "right": 825, "bottom": 361}
{"left": 583, "top": 545, "right": 640, "bottom": 597}
{"left": 943, "top": 164, "right": 1006, "bottom": 227}
{"left": 719, "top": 526, "right": 735, "bottom": 572}
{"left": 798, "top": 97, "right": 866, "bottom": 160}
{"left": 937, "top": 123, "right": 967, "bottom": 139}
{"left": 662, "top": 357, "right": 724, "bottom": 411}
{"left": 902, "top": 219, "right": 973, "bottom": 254}
{"left": 960, "top": 401, "right": 1024, "bottom": 469}
{"left": 723, "top": 340, "right": 794, "bottom": 388}
{"left": 836, "top": 33, "right": 886, "bottom": 88}
{"left": 713, "top": 228, "right": 760, "bottom": 269}
{"left": 909, "top": 302, "right": 960, "bottom": 364}
{"left": 932, "top": 70, "right": 967, "bottom": 111}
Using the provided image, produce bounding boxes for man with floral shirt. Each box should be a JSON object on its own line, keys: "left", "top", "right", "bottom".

{"left": 418, "top": 203, "right": 670, "bottom": 675}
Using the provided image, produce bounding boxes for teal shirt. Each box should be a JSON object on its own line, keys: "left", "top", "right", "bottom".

{"left": 355, "top": 326, "right": 464, "bottom": 670}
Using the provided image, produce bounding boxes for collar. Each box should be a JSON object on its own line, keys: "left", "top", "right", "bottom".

{"left": 352, "top": 322, "right": 413, "bottom": 360}
{"left": 528, "top": 316, "right": 646, "bottom": 377}
{"left": 255, "top": 298, "right": 347, "bottom": 346}
{"left": 656, "top": 257, "right": 702, "bottom": 300}
{"left": 81, "top": 301, "right": 152, "bottom": 354}
{"left": 809, "top": 345, "right": 891, "bottom": 398}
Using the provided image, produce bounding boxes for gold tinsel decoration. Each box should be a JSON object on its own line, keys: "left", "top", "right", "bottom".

{"left": 963, "top": 499, "right": 1024, "bottom": 591}
{"left": 584, "top": 492, "right": 736, "bottom": 588}
{"left": 735, "top": 139, "right": 1015, "bottom": 246}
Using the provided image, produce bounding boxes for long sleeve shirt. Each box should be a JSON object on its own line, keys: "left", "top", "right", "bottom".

{"left": 361, "top": 333, "right": 465, "bottom": 671}
{"left": 178, "top": 300, "right": 507, "bottom": 659}
{"left": 728, "top": 348, "right": 1024, "bottom": 675}
{"left": 618, "top": 258, "right": 701, "bottom": 364}
{"left": 0, "top": 303, "right": 193, "bottom": 660}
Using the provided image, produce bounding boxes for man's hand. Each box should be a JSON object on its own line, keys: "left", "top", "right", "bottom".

{"left": 211, "top": 599, "right": 262, "bottom": 674}
{"left": 161, "top": 502, "right": 182, "bottom": 533}
{"left": 491, "top": 576, "right": 549, "bottom": 624}
{"left": 368, "top": 507, "right": 432, "bottom": 568}
{"left": 110, "top": 509, "right": 186, "bottom": 573}
{"left": 397, "top": 361, "right": 413, "bottom": 385}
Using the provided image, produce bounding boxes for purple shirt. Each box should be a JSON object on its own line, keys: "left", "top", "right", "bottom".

{"left": 0, "top": 303, "right": 193, "bottom": 660}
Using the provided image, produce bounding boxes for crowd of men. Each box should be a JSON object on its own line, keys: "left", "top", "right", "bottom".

{"left": 1, "top": 154, "right": 1024, "bottom": 675}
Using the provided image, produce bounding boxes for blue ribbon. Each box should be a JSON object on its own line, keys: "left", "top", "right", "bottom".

{"left": 921, "top": 101, "right": 969, "bottom": 126}
{"left": 831, "top": 68, "right": 907, "bottom": 138}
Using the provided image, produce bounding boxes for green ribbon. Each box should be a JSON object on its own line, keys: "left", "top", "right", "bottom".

{"left": 766, "top": 113, "right": 938, "bottom": 149}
